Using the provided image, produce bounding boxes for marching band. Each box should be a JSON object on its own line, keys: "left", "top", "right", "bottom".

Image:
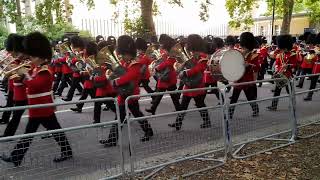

{"left": 0, "top": 30, "right": 320, "bottom": 166}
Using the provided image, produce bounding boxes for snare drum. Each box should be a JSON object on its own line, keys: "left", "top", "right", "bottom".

{"left": 312, "top": 62, "right": 320, "bottom": 74}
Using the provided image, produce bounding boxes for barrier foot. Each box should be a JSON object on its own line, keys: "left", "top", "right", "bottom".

{"left": 297, "top": 121, "right": 320, "bottom": 139}
{"left": 232, "top": 138, "right": 295, "bottom": 159}
{"left": 143, "top": 165, "right": 167, "bottom": 180}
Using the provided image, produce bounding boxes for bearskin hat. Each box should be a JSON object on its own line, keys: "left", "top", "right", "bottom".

{"left": 117, "top": 35, "right": 137, "bottom": 57}
{"left": 277, "top": 34, "right": 293, "bottom": 51}
{"left": 5, "top": 33, "right": 18, "bottom": 52}
{"left": 315, "top": 33, "right": 320, "bottom": 45}
{"left": 225, "top": 35, "right": 236, "bottom": 46}
{"left": 85, "top": 41, "right": 98, "bottom": 57}
{"left": 213, "top": 37, "right": 224, "bottom": 49}
{"left": 159, "top": 34, "right": 175, "bottom": 52}
{"left": 23, "top": 32, "right": 52, "bottom": 60}
{"left": 303, "top": 32, "right": 312, "bottom": 41}
{"left": 70, "top": 36, "right": 85, "bottom": 49}
{"left": 135, "top": 37, "right": 148, "bottom": 51}
{"left": 306, "top": 33, "right": 317, "bottom": 45}
{"left": 97, "top": 40, "right": 109, "bottom": 51}
{"left": 13, "top": 35, "right": 25, "bottom": 53}
{"left": 186, "top": 34, "right": 205, "bottom": 52}
{"left": 107, "top": 36, "right": 116, "bottom": 45}
{"left": 240, "top": 32, "right": 256, "bottom": 51}
{"left": 272, "top": 36, "right": 277, "bottom": 45}
{"left": 96, "top": 35, "right": 104, "bottom": 43}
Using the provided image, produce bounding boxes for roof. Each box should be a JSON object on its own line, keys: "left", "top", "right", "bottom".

{"left": 254, "top": 12, "right": 308, "bottom": 21}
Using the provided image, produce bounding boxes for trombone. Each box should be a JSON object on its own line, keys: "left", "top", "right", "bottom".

{"left": 0, "top": 61, "right": 31, "bottom": 78}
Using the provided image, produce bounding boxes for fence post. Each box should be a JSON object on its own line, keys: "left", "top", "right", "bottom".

{"left": 290, "top": 78, "right": 298, "bottom": 140}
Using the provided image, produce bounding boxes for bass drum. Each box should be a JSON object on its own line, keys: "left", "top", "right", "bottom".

{"left": 219, "top": 49, "right": 245, "bottom": 82}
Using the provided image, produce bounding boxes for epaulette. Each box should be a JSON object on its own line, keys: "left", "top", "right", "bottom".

{"left": 290, "top": 52, "right": 296, "bottom": 57}
{"left": 199, "top": 58, "right": 208, "bottom": 63}
{"left": 9, "top": 74, "right": 22, "bottom": 80}
{"left": 37, "top": 65, "right": 50, "bottom": 73}
{"left": 251, "top": 53, "right": 259, "bottom": 61}
{"left": 128, "top": 61, "right": 141, "bottom": 68}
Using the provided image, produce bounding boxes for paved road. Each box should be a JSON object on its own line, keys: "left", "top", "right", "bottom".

{"left": 0, "top": 77, "right": 319, "bottom": 179}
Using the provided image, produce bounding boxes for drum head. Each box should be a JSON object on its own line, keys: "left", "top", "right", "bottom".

{"left": 220, "top": 50, "right": 245, "bottom": 82}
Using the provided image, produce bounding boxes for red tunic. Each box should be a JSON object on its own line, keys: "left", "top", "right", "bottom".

{"left": 71, "top": 57, "right": 81, "bottom": 78}
{"left": 57, "top": 55, "right": 72, "bottom": 74}
{"left": 94, "top": 67, "right": 115, "bottom": 97}
{"left": 12, "top": 78, "right": 27, "bottom": 101}
{"left": 115, "top": 61, "right": 142, "bottom": 105}
{"left": 275, "top": 51, "right": 297, "bottom": 78}
{"left": 81, "top": 71, "right": 94, "bottom": 89}
{"left": 301, "top": 54, "right": 317, "bottom": 69}
{"left": 138, "top": 53, "right": 152, "bottom": 80}
{"left": 155, "top": 56, "right": 177, "bottom": 89}
{"left": 183, "top": 54, "right": 207, "bottom": 97}
{"left": 235, "top": 52, "right": 260, "bottom": 89}
{"left": 24, "top": 66, "right": 55, "bottom": 118}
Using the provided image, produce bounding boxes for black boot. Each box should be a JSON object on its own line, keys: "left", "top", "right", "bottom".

{"left": 251, "top": 103, "right": 259, "bottom": 117}
{"left": 100, "top": 124, "right": 118, "bottom": 147}
{"left": 304, "top": 92, "right": 313, "bottom": 101}
{"left": 53, "top": 152, "right": 73, "bottom": 163}
{"left": 0, "top": 154, "right": 22, "bottom": 167}
{"left": 266, "top": 100, "right": 278, "bottom": 111}
{"left": 70, "top": 107, "right": 82, "bottom": 113}
{"left": 145, "top": 107, "right": 156, "bottom": 115}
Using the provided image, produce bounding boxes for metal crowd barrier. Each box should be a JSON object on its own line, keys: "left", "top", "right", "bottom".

{"left": 224, "top": 79, "right": 296, "bottom": 159}
{"left": 292, "top": 73, "right": 320, "bottom": 139}
{"left": 0, "top": 97, "right": 123, "bottom": 180}
{"left": 1, "top": 75, "right": 320, "bottom": 179}
{"left": 125, "top": 87, "right": 227, "bottom": 179}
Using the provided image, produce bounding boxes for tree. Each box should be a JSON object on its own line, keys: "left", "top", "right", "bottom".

{"left": 109, "top": 0, "right": 212, "bottom": 37}
{"left": 226, "top": 0, "right": 320, "bottom": 34}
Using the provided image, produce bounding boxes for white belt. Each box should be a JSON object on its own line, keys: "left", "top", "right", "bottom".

{"left": 13, "top": 83, "right": 23, "bottom": 86}
{"left": 27, "top": 91, "right": 53, "bottom": 99}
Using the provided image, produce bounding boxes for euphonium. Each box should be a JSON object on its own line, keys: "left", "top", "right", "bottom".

{"left": 305, "top": 53, "right": 315, "bottom": 63}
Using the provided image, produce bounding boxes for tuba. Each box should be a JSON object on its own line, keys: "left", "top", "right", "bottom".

{"left": 171, "top": 43, "right": 203, "bottom": 87}
{"left": 98, "top": 46, "right": 134, "bottom": 95}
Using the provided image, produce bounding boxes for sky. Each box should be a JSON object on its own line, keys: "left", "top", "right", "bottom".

{"left": 70, "top": 0, "right": 268, "bottom": 36}
{"left": 71, "top": 0, "right": 231, "bottom": 33}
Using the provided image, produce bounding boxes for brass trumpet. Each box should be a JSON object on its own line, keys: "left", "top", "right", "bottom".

{"left": 1, "top": 61, "right": 31, "bottom": 78}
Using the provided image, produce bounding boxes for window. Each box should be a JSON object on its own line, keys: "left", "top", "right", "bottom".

{"left": 275, "top": 25, "right": 280, "bottom": 35}
{"left": 260, "top": 26, "right": 265, "bottom": 36}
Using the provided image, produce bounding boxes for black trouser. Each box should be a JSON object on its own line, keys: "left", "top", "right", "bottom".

{"left": 1, "top": 77, "right": 8, "bottom": 92}
{"left": 149, "top": 85, "right": 181, "bottom": 113}
{"left": 257, "top": 63, "right": 267, "bottom": 85}
{"left": 305, "top": 75, "right": 319, "bottom": 98}
{"left": 270, "top": 83, "right": 291, "bottom": 108}
{"left": 56, "top": 73, "right": 72, "bottom": 95}
{"left": 76, "top": 88, "right": 95, "bottom": 109}
{"left": 1, "top": 90, "right": 14, "bottom": 123}
{"left": 93, "top": 96, "right": 116, "bottom": 123}
{"left": 175, "top": 94, "right": 210, "bottom": 126}
{"left": 3, "top": 100, "right": 28, "bottom": 137}
{"left": 107, "top": 100, "right": 153, "bottom": 143}
{"left": 297, "top": 68, "right": 312, "bottom": 88}
{"left": 229, "top": 85, "right": 259, "bottom": 118}
{"left": 140, "top": 79, "right": 154, "bottom": 94}
{"left": 10, "top": 114, "right": 72, "bottom": 164}
{"left": 66, "top": 77, "right": 83, "bottom": 100}
{"left": 52, "top": 72, "right": 62, "bottom": 93}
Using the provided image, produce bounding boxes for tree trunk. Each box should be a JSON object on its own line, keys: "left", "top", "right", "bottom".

{"left": 15, "top": 0, "right": 22, "bottom": 32}
{"left": 64, "top": 0, "right": 72, "bottom": 23}
{"left": 280, "top": 0, "right": 294, "bottom": 34}
{"left": 24, "top": 0, "right": 32, "bottom": 16}
{"left": 140, "top": 0, "right": 156, "bottom": 36}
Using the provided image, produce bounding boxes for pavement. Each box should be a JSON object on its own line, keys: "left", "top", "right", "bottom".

{"left": 0, "top": 76, "right": 319, "bottom": 179}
